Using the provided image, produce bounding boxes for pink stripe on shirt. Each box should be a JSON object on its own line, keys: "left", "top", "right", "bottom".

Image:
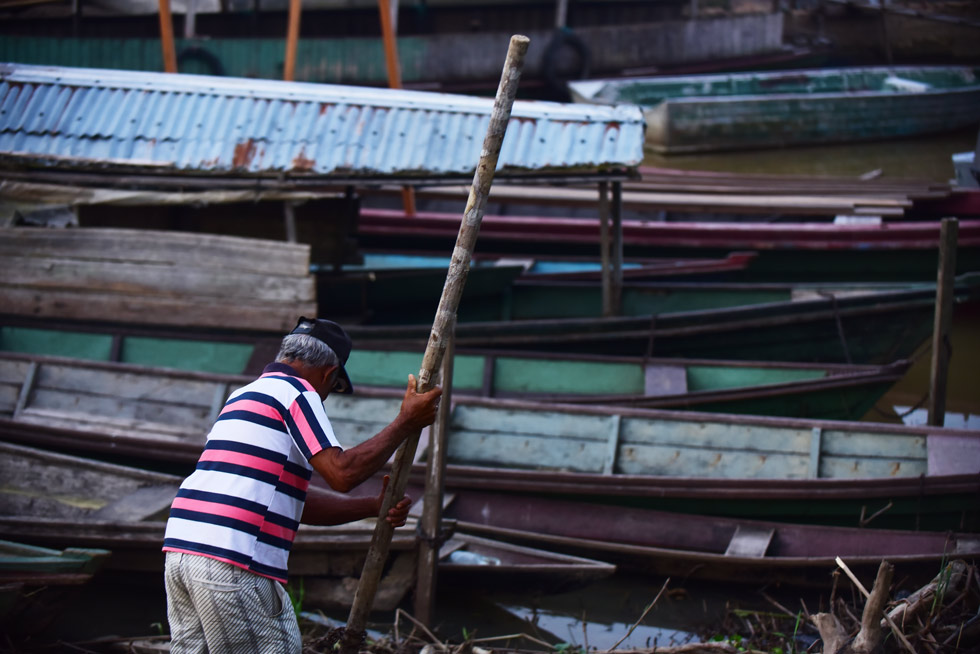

{"left": 171, "top": 496, "right": 264, "bottom": 526}
{"left": 220, "top": 398, "right": 285, "bottom": 423}
{"left": 260, "top": 522, "right": 297, "bottom": 542}
{"left": 281, "top": 469, "right": 311, "bottom": 493}
{"left": 289, "top": 400, "right": 325, "bottom": 455}
{"left": 199, "top": 449, "right": 285, "bottom": 477}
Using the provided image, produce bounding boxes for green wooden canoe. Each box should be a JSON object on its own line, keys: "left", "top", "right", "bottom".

{"left": 0, "top": 328, "right": 908, "bottom": 420}
{"left": 0, "top": 354, "right": 975, "bottom": 531}
{"left": 569, "top": 66, "right": 980, "bottom": 153}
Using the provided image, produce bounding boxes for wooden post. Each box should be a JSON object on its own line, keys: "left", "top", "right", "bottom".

{"left": 598, "top": 181, "right": 613, "bottom": 317}
{"left": 340, "top": 35, "right": 529, "bottom": 654}
{"left": 378, "top": 0, "right": 417, "bottom": 216}
{"left": 413, "top": 319, "right": 455, "bottom": 625}
{"left": 554, "top": 0, "right": 569, "bottom": 28}
{"left": 611, "top": 180, "right": 624, "bottom": 316}
{"left": 158, "top": 0, "right": 178, "bottom": 73}
{"left": 927, "top": 217, "right": 958, "bottom": 426}
{"left": 284, "top": 0, "right": 301, "bottom": 81}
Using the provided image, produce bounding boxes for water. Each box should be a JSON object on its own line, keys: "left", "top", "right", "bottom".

{"left": 643, "top": 127, "right": 977, "bottom": 183}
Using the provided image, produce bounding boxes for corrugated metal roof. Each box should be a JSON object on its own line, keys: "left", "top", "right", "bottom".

{"left": 0, "top": 63, "right": 644, "bottom": 179}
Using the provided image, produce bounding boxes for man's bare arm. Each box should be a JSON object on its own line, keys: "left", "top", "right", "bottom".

{"left": 311, "top": 374, "right": 441, "bottom": 492}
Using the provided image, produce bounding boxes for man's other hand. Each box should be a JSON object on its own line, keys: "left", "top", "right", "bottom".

{"left": 376, "top": 475, "right": 412, "bottom": 527}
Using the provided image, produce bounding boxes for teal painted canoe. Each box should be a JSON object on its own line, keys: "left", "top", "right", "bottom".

{"left": 0, "top": 354, "right": 975, "bottom": 531}
{"left": 0, "top": 327, "right": 908, "bottom": 420}
{"left": 569, "top": 66, "right": 980, "bottom": 153}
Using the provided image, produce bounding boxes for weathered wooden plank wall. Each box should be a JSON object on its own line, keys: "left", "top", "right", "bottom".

{"left": 0, "top": 227, "right": 317, "bottom": 332}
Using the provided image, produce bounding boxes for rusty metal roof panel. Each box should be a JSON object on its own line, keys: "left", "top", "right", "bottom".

{"left": 0, "top": 63, "right": 644, "bottom": 178}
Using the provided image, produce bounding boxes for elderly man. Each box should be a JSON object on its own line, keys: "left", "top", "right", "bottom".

{"left": 162, "top": 317, "right": 442, "bottom": 653}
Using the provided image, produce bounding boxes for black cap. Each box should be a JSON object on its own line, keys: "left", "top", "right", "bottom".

{"left": 289, "top": 316, "right": 354, "bottom": 394}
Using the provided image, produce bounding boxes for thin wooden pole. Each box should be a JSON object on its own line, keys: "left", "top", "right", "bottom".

{"left": 340, "top": 35, "right": 529, "bottom": 654}
{"left": 377, "top": 0, "right": 417, "bottom": 216}
{"left": 284, "top": 0, "right": 301, "bottom": 81}
{"left": 611, "top": 180, "right": 624, "bottom": 316}
{"left": 413, "top": 318, "right": 455, "bottom": 625}
{"left": 598, "top": 181, "right": 613, "bottom": 317}
{"left": 927, "top": 217, "right": 958, "bottom": 426}
{"left": 158, "top": 0, "right": 178, "bottom": 73}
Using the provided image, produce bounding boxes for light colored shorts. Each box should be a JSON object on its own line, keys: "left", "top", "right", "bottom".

{"left": 164, "top": 551, "right": 302, "bottom": 654}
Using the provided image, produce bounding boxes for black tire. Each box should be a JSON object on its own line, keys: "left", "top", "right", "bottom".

{"left": 542, "top": 28, "right": 591, "bottom": 101}
{"left": 177, "top": 46, "right": 226, "bottom": 76}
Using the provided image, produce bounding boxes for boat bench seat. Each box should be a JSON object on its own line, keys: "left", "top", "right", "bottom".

{"left": 15, "top": 407, "right": 204, "bottom": 444}
{"left": 724, "top": 525, "right": 775, "bottom": 558}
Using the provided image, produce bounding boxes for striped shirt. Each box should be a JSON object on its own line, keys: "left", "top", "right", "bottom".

{"left": 163, "top": 362, "right": 342, "bottom": 583}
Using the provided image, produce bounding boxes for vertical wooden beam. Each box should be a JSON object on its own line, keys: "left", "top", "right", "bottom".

{"left": 283, "top": 201, "right": 297, "bottom": 243}
{"left": 808, "top": 427, "right": 823, "bottom": 479}
{"left": 378, "top": 0, "right": 417, "bottom": 216}
{"left": 611, "top": 180, "right": 624, "bottom": 316}
{"left": 554, "top": 0, "right": 569, "bottom": 28}
{"left": 413, "top": 320, "right": 455, "bottom": 626}
{"left": 158, "top": 0, "right": 178, "bottom": 73}
{"left": 284, "top": 0, "right": 302, "bottom": 81}
{"left": 13, "top": 362, "right": 38, "bottom": 419}
{"left": 598, "top": 181, "right": 613, "bottom": 317}
{"left": 184, "top": 0, "right": 198, "bottom": 38}
{"left": 927, "top": 218, "right": 958, "bottom": 426}
{"left": 602, "top": 414, "right": 622, "bottom": 475}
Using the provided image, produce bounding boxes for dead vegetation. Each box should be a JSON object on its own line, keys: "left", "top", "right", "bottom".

{"left": 298, "top": 560, "right": 979, "bottom": 654}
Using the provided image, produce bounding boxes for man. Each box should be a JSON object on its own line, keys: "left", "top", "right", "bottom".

{"left": 162, "top": 316, "right": 442, "bottom": 653}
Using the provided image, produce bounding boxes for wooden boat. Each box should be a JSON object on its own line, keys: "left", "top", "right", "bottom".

{"left": 356, "top": 208, "right": 980, "bottom": 282}
{"left": 568, "top": 66, "right": 980, "bottom": 153}
{"left": 0, "top": 333, "right": 911, "bottom": 419}
{"left": 0, "top": 442, "right": 613, "bottom": 609}
{"left": 0, "top": 355, "right": 976, "bottom": 532}
{"left": 344, "top": 276, "right": 980, "bottom": 363}
{"left": 0, "top": 539, "right": 112, "bottom": 638}
{"left": 439, "top": 489, "right": 980, "bottom": 588}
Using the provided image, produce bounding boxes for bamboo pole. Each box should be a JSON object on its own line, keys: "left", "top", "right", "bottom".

{"left": 340, "top": 34, "right": 530, "bottom": 654}
{"left": 284, "top": 0, "right": 301, "bottom": 81}
{"left": 158, "top": 0, "right": 178, "bottom": 73}
{"left": 413, "top": 319, "right": 455, "bottom": 625}
{"left": 927, "top": 217, "right": 958, "bottom": 426}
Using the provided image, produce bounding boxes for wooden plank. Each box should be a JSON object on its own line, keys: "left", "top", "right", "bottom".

{"left": 820, "top": 456, "right": 928, "bottom": 479}
{"left": 451, "top": 404, "right": 616, "bottom": 441}
{"left": 724, "top": 525, "right": 775, "bottom": 558}
{"left": 644, "top": 364, "right": 687, "bottom": 396}
{"left": 446, "top": 429, "right": 608, "bottom": 473}
{"left": 33, "top": 363, "right": 221, "bottom": 407}
{"left": 613, "top": 442, "right": 810, "bottom": 479}
{"left": 0, "top": 227, "right": 312, "bottom": 277}
{"left": 26, "top": 388, "right": 214, "bottom": 431}
{"left": 16, "top": 408, "right": 207, "bottom": 444}
{"left": 90, "top": 484, "right": 178, "bottom": 521}
{"left": 927, "top": 434, "right": 980, "bottom": 476}
{"left": 0, "top": 255, "right": 315, "bottom": 303}
{"left": 821, "top": 429, "right": 927, "bottom": 460}
{"left": 621, "top": 417, "right": 813, "bottom": 455}
{"left": 0, "top": 288, "right": 315, "bottom": 332}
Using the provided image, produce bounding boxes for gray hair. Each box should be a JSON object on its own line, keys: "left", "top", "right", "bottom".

{"left": 276, "top": 334, "right": 340, "bottom": 369}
